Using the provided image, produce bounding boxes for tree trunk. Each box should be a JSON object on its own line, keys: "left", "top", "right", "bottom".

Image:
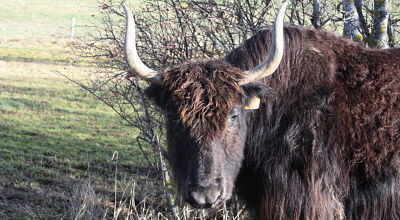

{"left": 388, "top": 14, "right": 395, "bottom": 48}
{"left": 312, "top": 0, "right": 321, "bottom": 28}
{"left": 371, "top": 0, "right": 389, "bottom": 48}
{"left": 372, "top": 0, "right": 390, "bottom": 48}
{"left": 354, "top": 0, "right": 370, "bottom": 39}
{"left": 343, "top": 0, "right": 363, "bottom": 42}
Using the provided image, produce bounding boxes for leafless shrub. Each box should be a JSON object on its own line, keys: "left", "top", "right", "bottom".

{"left": 70, "top": 0, "right": 399, "bottom": 219}
{"left": 65, "top": 156, "right": 247, "bottom": 219}
{"left": 68, "top": 182, "right": 109, "bottom": 220}
{"left": 71, "top": 0, "right": 282, "bottom": 218}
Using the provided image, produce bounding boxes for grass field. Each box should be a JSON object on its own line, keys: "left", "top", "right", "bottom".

{"left": 0, "top": 1, "right": 158, "bottom": 219}
{"left": 1, "top": 0, "right": 398, "bottom": 219}
{"left": 0, "top": 1, "right": 229, "bottom": 218}
{"left": 0, "top": 58, "right": 155, "bottom": 218}
{"left": 0, "top": 0, "right": 97, "bottom": 40}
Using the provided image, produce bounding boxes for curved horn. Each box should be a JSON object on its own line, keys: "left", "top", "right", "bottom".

{"left": 123, "top": 5, "right": 163, "bottom": 84}
{"left": 240, "top": 2, "right": 288, "bottom": 85}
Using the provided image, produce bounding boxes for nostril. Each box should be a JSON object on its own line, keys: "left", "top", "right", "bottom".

{"left": 188, "top": 185, "right": 222, "bottom": 207}
{"left": 205, "top": 186, "right": 221, "bottom": 204}
{"left": 189, "top": 190, "right": 206, "bottom": 205}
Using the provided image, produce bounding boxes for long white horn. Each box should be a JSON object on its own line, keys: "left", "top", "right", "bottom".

{"left": 123, "top": 5, "right": 162, "bottom": 84}
{"left": 240, "top": 2, "right": 287, "bottom": 85}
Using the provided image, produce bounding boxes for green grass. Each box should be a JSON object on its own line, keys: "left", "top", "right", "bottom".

{"left": 1, "top": 44, "right": 74, "bottom": 64}
{"left": 0, "top": 60, "right": 151, "bottom": 218}
{"left": 0, "top": 0, "right": 143, "bottom": 40}
{"left": 0, "top": 0, "right": 101, "bottom": 66}
{"left": 0, "top": 0, "right": 139, "bottom": 68}
{"left": 0, "top": 40, "right": 94, "bottom": 66}
{"left": 0, "top": 1, "right": 156, "bottom": 218}
{"left": 0, "top": 0, "right": 98, "bottom": 40}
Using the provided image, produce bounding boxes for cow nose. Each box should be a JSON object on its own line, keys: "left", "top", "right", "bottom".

{"left": 188, "top": 185, "right": 222, "bottom": 208}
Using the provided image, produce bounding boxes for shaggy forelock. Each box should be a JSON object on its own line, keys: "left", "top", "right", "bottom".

{"left": 163, "top": 60, "right": 243, "bottom": 142}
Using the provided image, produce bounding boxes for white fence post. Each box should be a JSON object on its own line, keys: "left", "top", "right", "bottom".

{"left": 70, "top": 17, "right": 76, "bottom": 40}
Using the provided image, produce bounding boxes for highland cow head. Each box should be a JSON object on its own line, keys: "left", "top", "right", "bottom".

{"left": 122, "top": 3, "right": 287, "bottom": 208}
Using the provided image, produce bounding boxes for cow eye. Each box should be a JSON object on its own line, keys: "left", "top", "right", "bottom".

{"left": 229, "top": 114, "right": 239, "bottom": 128}
{"left": 230, "top": 114, "right": 239, "bottom": 120}
{"left": 230, "top": 108, "right": 240, "bottom": 120}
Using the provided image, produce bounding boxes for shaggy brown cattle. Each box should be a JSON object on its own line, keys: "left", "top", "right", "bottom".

{"left": 122, "top": 3, "right": 400, "bottom": 220}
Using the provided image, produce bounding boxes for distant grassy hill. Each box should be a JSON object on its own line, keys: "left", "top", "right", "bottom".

{"left": 0, "top": 1, "right": 154, "bottom": 219}
{"left": 0, "top": 0, "right": 98, "bottom": 40}
{"left": 0, "top": 0, "right": 142, "bottom": 65}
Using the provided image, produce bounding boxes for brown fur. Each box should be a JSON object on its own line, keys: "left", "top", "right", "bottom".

{"left": 162, "top": 61, "right": 244, "bottom": 143}
{"left": 146, "top": 25, "right": 400, "bottom": 219}
{"left": 228, "top": 26, "right": 400, "bottom": 220}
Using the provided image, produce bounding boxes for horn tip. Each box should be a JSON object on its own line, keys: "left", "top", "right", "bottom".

{"left": 280, "top": 2, "right": 288, "bottom": 12}
{"left": 122, "top": 4, "right": 131, "bottom": 15}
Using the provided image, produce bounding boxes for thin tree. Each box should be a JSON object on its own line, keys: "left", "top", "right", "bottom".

{"left": 343, "top": 0, "right": 363, "bottom": 42}
{"left": 373, "top": 0, "right": 390, "bottom": 48}
{"left": 311, "top": 0, "right": 322, "bottom": 28}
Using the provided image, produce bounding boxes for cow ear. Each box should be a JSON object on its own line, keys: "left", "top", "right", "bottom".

{"left": 242, "top": 82, "right": 270, "bottom": 110}
{"left": 145, "top": 84, "right": 169, "bottom": 109}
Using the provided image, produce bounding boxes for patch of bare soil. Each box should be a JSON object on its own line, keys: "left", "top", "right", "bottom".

{"left": 0, "top": 179, "right": 72, "bottom": 219}
{"left": 0, "top": 167, "right": 164, "bottom": 219}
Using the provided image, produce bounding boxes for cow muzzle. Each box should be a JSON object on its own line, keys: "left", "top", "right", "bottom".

{"left": 186, "top": 182, "right": 224, "bottom": 208}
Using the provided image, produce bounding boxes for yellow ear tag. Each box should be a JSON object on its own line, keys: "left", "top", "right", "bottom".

{"left": 244, "top": 97, "right": 260, "bottom": 110}
{"left": 181, "top": 2, "right": 189, "bottom": 8}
